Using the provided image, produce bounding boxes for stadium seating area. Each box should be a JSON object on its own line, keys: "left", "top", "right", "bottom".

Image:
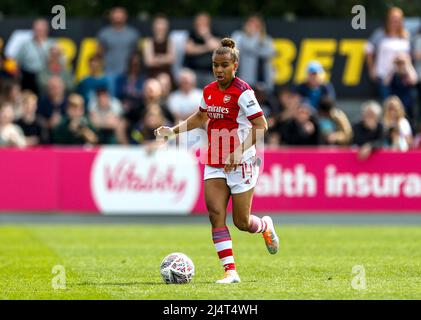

{"left": 1, "top": 6, "right": 421, "bottom": 157}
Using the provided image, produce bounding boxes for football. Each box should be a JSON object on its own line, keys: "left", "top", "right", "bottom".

{"left": 160, "top": 252, "right": 195, "bottom": 284}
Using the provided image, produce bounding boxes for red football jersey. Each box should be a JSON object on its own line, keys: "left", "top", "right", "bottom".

{"left": 199, "top": 77, "right": 264, "bottom": 167}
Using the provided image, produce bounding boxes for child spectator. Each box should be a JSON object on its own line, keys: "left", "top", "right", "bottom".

{"left": 295, "top": 61, "right": 335, "bottom": 110}
{"left": 53, "top": 94, "right": 98, "bottom": 145}
{"left": 88, "top": 87, "right": 123, "bottom": 144}
{"left": 317, "top": 97, "right": 352, "bottom": 145}
{"left": 129, "top": 105, "right": 169, "bottom": 145}
{"left": 0, "top": 80, "right": 23, "bottom": 120}
{"left": 14, "top": 91, "right": 45, "bottom": 146}
{"left": 382, "top": 95, "right": 412, "bottom": 151}
{"left": 0, "top": 102, "right": 27, "bottom": 147}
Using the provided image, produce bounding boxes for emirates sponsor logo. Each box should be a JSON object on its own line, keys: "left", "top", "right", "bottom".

{"left": 207, "top": 105, "right": 229, "bottom": 119}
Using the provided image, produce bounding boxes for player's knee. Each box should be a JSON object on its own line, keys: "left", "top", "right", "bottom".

{"left": 208, "top": 209, "right": 225, "bottom": 227}
{"left": 233, "top": 217, "right": 249, "bottom": 231}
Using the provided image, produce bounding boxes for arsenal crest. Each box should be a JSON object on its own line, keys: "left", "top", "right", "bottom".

{"left": 223, "top": 94, "right": 231, "bottom": 103}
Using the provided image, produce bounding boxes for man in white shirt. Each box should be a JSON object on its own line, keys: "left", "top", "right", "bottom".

{"left": 167, "top": 68, "right": 205, "bottom": 149}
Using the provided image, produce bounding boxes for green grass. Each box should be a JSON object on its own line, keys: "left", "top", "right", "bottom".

{"left": 1, "top": 224, "right": 421, "bottom": 299}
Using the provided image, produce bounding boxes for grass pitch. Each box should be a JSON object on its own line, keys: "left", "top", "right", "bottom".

{"left": 1, "top": 223, "right": 421, "bottom": 299}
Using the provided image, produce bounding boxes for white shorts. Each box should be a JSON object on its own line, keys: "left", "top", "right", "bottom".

{"left": 204, "top": 158, "right": 259, "bottom": 194}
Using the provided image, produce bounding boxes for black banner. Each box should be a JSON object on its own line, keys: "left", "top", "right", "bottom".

{"left": 0, "top": 18, "right": 386, "bottom": 97}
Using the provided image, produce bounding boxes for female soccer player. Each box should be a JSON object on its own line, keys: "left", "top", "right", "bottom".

{"left": 154, "top": 38, "right": 279, "bottom": 284}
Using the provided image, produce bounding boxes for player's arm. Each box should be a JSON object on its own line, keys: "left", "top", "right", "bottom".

{"left": 154, "top": 110, "right": 208, "bottom": 139}
{"left": 225, "top": 115, "right": 267, "bottom": 172}
{"left": 239, "top": 115, "right": 268, "bottom": 152}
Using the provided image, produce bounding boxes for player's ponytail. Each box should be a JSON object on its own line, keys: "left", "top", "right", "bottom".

{"left": 213, "top": 37, "right": 239, "bottom": 63}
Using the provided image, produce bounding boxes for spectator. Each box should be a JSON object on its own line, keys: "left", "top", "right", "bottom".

{"left": 167, "top": 68, "right": 203, "bottom": 149}
{"left": 52, "top": 94, "right": 98, "bottom": 145}
{"left": 115, "top": 50, "right": 145, "bottom": 112}
{"left": 37, "top": 76, "right": 68, "bottom": 142}
{"left": 317, "top": 97, "right": 352, "bottom": 145}
{"left": 38, "top": 44, "right": 74, "bottom": 95}
{"left": 253, "top": 82, "right": 279, "bottom": 118}
{"left": 413, "top": 26, "right": 421, "bottom": 125}
{"left": 277, "top": 103, "right": 320, "bottom": 146}
{"left": 382, "top": 95, "right": 413, "bottom": 151}
{"left": 184, "top": 12, "right": 220, "bottom": 88}
{"left": 384, "top": 52, "right": 418, "bottom": 125}
{"left": 0, "top": 80, "right": 23, "bottom": 120}
{"left": 168, "top": 68, "right": 202, "bottom": 123}
{"left": 129, "top": 104, "right": 169, "bottom": 145}
{"left": 412, "top": 123, "right": 421, "bottom": 149}
{"left": 88, "top": 87, "right": 123, "bottom": 144}
{"left": 16, "top": 18, "right": 55, "bottom": 95}
{"left": 365, "top": 7, "right": 411, "bottom": 101}
{"left": 231, "top": 14, "right": 275, "bottom": 91}
{"left": 0, "top": 52, "right": 15, "bottom": 90}
{"left": 122, "top": 78, "right": 169, "bottom": 143}
{"left": 14, "top": 91, "right": 45, "bottom": 146}
{"left": 77, "top": 54, "right": 110, "bottom": 106}
{"left": 0, "top": 102, "right": 27, "bottom": 147}
{"left": 142, "top": 14, "right": 175, "bottom": 83}
{"left": 156, "top": 72, "right": 173, "bottom": 106}
{"left": 267, "top": 86, "right": 301, "bottom": 145}
{"left": 385, "top": 126, "right": 404, "bottom": 150}
{"left": 295, "top": 61, "right": 335, "bottom": 110}
{"left": 352, "top": 100, "right": 384, "bottom": 160}
{"left": 96, "top": 6, "right": 140, "bottom": 96}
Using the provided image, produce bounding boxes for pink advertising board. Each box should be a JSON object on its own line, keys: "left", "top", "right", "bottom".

{"left": 191, "top": 149, "right": 421, "bottom": 213}
{"left": 1, "top": 147, "right": 421, "bottom": 214}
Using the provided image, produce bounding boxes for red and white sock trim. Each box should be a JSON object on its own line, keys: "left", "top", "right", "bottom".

{"left": 248, "top": 215, "right": 268, "bottom": 233}
{"left": 212, "top": 226, "right": 236, "bottom": 271}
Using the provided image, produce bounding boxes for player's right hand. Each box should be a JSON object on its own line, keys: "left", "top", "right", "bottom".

{"left": 154, "top": 126, "right": 175, "bottom": 140}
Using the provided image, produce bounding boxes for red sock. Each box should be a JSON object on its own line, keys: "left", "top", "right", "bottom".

{"left": 248, "top": 215, "right": 268, "bottom": 233}
{"left": 212, "top": 226, "right": 236, "bottom": 271}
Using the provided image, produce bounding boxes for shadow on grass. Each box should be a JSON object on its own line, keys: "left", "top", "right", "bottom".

{"left": 72, "top": 281, "right": 162, "bottom": 286}
{"left": 72, "top": 279, "right": 258, "bottom": 286}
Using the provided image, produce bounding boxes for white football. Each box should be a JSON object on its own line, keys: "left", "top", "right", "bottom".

{"left": 160, "top": 252, "right": 195, "bottom": 284}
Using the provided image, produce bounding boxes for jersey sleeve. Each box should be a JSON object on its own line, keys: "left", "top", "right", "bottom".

{"left": 238, "top": 89, "right": 264, "bottom": 120}
{"left": 199, "top": 95, "right": 207, "bottom": 112}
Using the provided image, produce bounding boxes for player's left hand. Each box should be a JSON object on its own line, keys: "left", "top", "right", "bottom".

{"left": 224, "top": 149, "right": 243, "bottom": 173}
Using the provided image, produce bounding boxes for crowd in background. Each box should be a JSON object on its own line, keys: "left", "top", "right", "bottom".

{"left": 1, "top": 6, "right": 421, "bottom": 158}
